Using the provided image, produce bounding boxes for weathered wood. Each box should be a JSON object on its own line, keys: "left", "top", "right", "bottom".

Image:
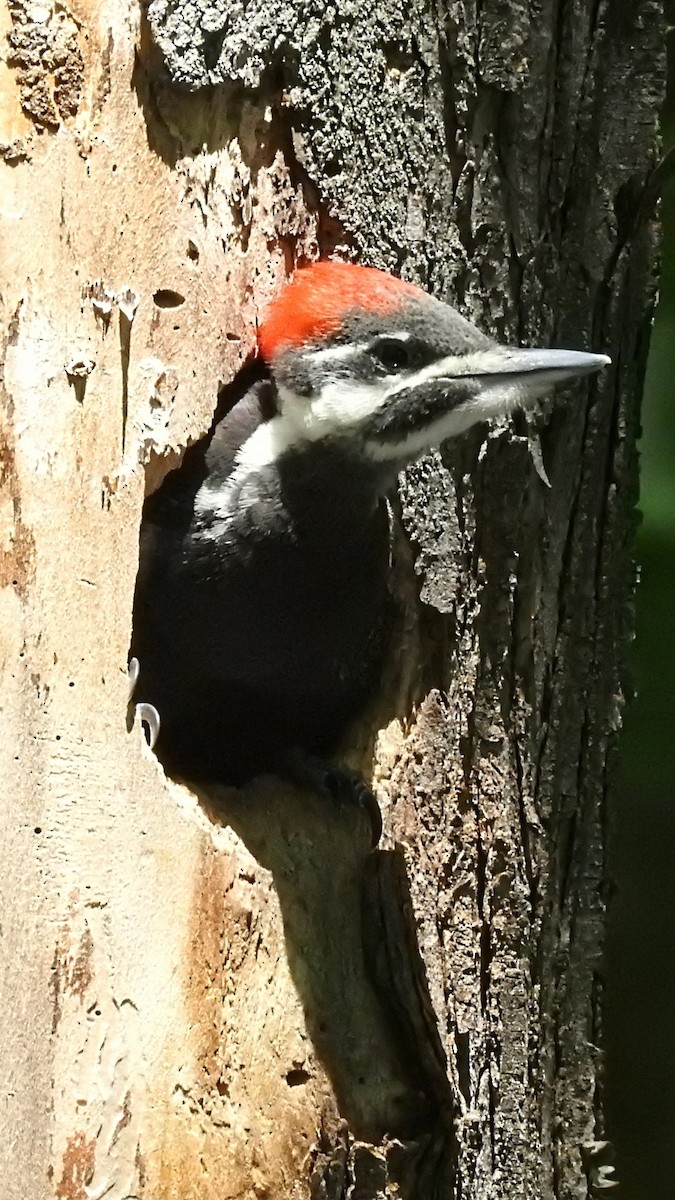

{"left": 0, "top": 1, "right": 663, "bottom": 1197}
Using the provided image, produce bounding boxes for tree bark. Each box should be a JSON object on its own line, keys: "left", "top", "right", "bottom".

{"left": 0, "top": 2, "right": 663, "bottom": 1198}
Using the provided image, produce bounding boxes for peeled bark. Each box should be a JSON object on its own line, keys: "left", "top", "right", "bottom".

{"left": 0, "top": 2, "right": 663, "bottom": 1198}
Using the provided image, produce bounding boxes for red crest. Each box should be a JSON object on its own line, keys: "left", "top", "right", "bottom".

{"left": 258, "top": 261, "right": 421, "bottom": 362}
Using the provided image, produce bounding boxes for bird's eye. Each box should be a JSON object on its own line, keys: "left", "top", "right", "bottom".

{"left": 372, "top": 338, "right": 411, "bottom": 372}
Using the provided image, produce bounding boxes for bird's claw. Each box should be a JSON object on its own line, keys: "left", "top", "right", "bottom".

{"left": 127, "top": 656, "right": 141, "bottom": 701}
{"left": 127, "top": 658, "right": 161, "bottom": 749}
{"left": 136, "top": 702, "right": 161, "bottom": 750}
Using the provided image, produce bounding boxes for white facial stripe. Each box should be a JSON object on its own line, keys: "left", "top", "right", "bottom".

{"left": 279, "top": 351, "right": 471, "bottom": 441}
{"left": 203, "top": 353, "right": 532, "bottom": 501}
{"left": 194, "top": 345, "right": 585, "bottom": 522}
{"left": 302, "top": 330, "right": 413, "bottom": 367}
{"left": 233, "top": 415, "right": 299, "bottom": 470}
{"left": 279, "top": 380, "right": 390, "bottom": 438}
{"left": 364, "top": 379, "right": 533, "bottom": 462}
{"left": 195, "top": 371, "right": 406, "bottom": 522}
{"left": 194, "top": 417, "right": 297, "bottom": 525}
{"left": 303, "top": 341, "right": 366, "bottom": 364}
{"left": 421, "top": 349, "right": 515, "bottom": 379}
{"left": 384, "top": 352, "right": 481, "bottom": 398}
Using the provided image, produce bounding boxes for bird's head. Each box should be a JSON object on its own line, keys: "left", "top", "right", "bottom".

{"left": 253, "top": 261, "right": 609, "bottom": 471}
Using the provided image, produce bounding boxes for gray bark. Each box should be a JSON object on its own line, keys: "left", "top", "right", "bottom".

{"left": 0, "top": 1, "right": 663, "bottom": 1198}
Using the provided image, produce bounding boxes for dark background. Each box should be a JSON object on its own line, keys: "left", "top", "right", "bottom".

{"left": 604, "top": 19, "right": 675, "bottom": 1198}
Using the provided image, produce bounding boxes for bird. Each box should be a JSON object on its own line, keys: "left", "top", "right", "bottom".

{"left": 129, "top": 260, "right": 609, "bottom": 808}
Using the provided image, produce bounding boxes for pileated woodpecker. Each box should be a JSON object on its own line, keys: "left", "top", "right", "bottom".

{"left": 130, "top": 261, "right": 609, "bottom": 794}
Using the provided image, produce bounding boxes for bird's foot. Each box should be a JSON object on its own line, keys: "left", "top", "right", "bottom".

{"left": 127, "top": 658, "right": 161, "bottom": 750}
{"left": 127, "top": 656, "right": 141, "bottom": 700}
{"left": 284, "top": 748, "right": 382, "bottom": 848}
{"left": 136, "top": 702, "right": 161, "bottom": 750}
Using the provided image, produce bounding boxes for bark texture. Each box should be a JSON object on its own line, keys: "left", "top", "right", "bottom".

{"left": 0, "top": 1, "right": 663, "bottom": 1199}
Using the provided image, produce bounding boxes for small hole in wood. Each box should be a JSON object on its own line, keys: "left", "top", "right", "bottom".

{"left": 285, "top": 1069, "right": 310, "bottom": 1088}
{"left": 153, "top": 289, "right": 185, "bottom": 309}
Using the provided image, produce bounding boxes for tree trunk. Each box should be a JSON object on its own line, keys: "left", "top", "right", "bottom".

{"left": 0, "top": 2, "right": 663, "bottom": 1198}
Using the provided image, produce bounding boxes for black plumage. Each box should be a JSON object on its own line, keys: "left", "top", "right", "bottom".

{"left": 131, "top": 361, "right": 391, "bottom": 784}
{"left": 130, "top": 262, "right": 609, "bottom": 794}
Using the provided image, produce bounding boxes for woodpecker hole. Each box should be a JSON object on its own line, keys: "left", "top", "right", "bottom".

{"left": 285, "top": 1069, "right": 310, "bottom": 1088}
{"left": 153, "top": 289, "right": 185, "bottom": 309}
{"left": 187, "top": 240, "right": 200, "bottom": 262}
